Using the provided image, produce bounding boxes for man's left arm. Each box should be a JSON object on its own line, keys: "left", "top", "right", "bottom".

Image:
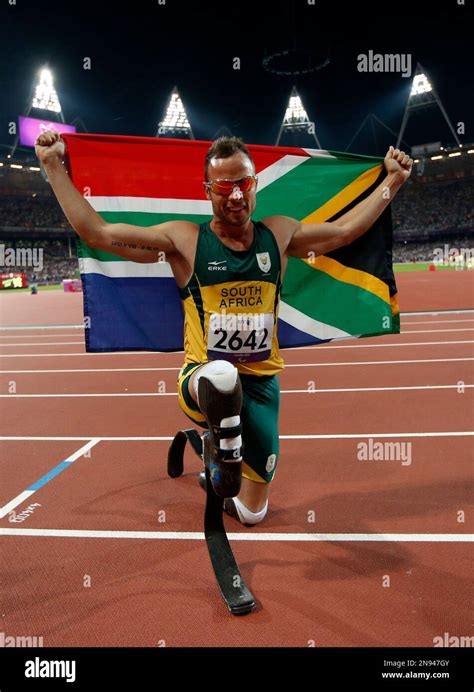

{"left": 287, "top": 146, "right": 413, "bottom": 258}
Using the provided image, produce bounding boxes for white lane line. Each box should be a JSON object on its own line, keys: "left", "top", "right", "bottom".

{"left": 1, "top": 357, "right": 473, "bottom": 374}
{"left": 1, "top": 329, "right": 473, "bottom": 348}
{"left": 0, "top": 439, "right": 100, "bottom": 519}
{"left": 0, "top": 432, "right": 472, "bottom": 442}
{"left": 0, "top": 342, "right": 85, "bottom": 347}
{"left": 397, "top": 328, "right": 474, "bottom": 334}
{"left": 0, "top": 320, "right": 470, "bottom": 337}
{"left": 1, "top": 340, "right": 473, "bottom": 359}
{"left": 400, "top": 310, "right": 474, "bottom": 316}
{"left": 398, "top": 317, "right": 474, "bottom": 328}
{"left": 0, "top": 528, "right": 471, "bottom": 542}
{"left": 1, "top": 384, "right": 472, "bottom": 398}
{"left": 290, "top": 340, "right": 474, "bottom": 351}
{"left": 0, "top": 325, "right": 85, "bottom": 331}
{"left": 0, "top": 310, "right": 471, "bottom": 332}
{"left": 0, "top": 334, "right": 84, "bottom": 339}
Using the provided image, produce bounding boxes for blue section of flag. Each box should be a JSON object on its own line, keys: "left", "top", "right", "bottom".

{"left": 276, "top": 320, "right": 327, "bottom": 348}
{"left": 28, "top": 461, "right": 72, "bottom": 491}
{"left": 82, "top": 273, "right": 334, "bottom": 352}
{"left": 83, "top": 274, "right": 185, "bottom": 352}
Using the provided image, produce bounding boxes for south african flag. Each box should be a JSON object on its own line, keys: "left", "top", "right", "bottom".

{"left": 61, "top": 133, "right": 399, "bottom": 352}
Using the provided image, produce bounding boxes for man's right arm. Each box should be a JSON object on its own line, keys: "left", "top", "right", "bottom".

{"left": 36, "top": 130, "right": 180, "bottom": 263}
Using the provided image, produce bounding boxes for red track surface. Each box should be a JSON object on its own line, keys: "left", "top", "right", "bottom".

{"left": 0, "top": 270, "right": 473, "bottom": 647}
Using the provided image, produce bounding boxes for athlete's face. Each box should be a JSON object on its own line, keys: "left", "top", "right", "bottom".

{"left": 205, "top": 152, "right": 257, "bottom": 228}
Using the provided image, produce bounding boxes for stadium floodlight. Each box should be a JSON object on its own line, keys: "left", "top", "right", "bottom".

{"left": 276, "top": 86, "right": 321, "bottom": 147}
{"left": 29, "top": 166, "right": 41, "bottom": 172}
{"left": 157, "top": 87, "right": 194, "bottom": 139}
{"left": 397, "top": 63, "right": 461, "bottom": 149}
{"left": 448, "top": 152, "right": 462, "bottom": 157}
{"left": 410, "top": 73, "right": 432, "bottom": 97}
{"left": 431, "top": 155, "right": 443, "bottom": 160}
{"left": 467, "top": 149, "right": 474, "bottom": 155}
{"left": 32, "top": 68, "right": 62, "bottom": 113}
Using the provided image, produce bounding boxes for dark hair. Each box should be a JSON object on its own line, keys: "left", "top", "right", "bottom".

{"left": 204, "top": 136, "right": 254, "bottom": 180}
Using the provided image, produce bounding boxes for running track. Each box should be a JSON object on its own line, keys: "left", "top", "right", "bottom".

{"left": 0, "top": 270, "right": 473, "bottom": 647}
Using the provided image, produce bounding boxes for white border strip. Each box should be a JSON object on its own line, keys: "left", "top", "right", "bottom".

{"left": 87, "top": 196, "right": 211, "bottom": 215}
{"left": 1, "top": 384, "right": 472, "bottom": 398}
{"left": 1, "top": 357, "right": 473, "bottom": 374}
{"left": 80, "top": 258, "right": 174, "bottom": 278}
{"left": 0, "top": 527, "right": 471, "bottom": 542}
{"left": 0, "top": 432, "right": 472, "bottom": 441}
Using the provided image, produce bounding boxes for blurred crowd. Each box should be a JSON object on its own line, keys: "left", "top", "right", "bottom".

{"left": 393, "top": 235, "right": 474, "bottom": 262}
{"left": 392, "top": 179, "right": 473, "bottom": 237}
{"left": 0, "top": 195, "right": 70, "bottom": 229}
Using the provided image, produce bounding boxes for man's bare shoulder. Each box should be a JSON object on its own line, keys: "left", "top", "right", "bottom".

{"left": 261, "top": 215, "right": 299, "bottom": 236}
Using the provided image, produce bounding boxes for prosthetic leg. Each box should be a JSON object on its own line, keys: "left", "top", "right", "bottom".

{"left": 167, "top": 426, "right": 256, "bottom": 615}
{"left": 195, "top": 362, "right": 244, "bottom": 499}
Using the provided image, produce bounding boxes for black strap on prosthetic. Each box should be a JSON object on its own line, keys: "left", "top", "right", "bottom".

{"left": 197, "top": 374, "right": 244, "bottom": 498}
{"left": 167, "top": 428, "right": 256, "bottom": 615}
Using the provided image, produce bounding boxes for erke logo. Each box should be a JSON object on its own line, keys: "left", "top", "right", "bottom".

{"left": 256, "top": 252, "right": 271, "bottom": 273}
{"left": 208, "top": 260, "right": 227, "bottom": 271}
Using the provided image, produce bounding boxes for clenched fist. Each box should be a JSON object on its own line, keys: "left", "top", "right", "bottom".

{"left": 35, "top": 129, "right": 66, "bottom": 165}
{"left": 384, "top": 146, "right": 413, "bottom": 183}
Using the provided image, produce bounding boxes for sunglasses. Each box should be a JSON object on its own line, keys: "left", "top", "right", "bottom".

{"left": 204, "top": 174, "right": 258, "bottom": 195}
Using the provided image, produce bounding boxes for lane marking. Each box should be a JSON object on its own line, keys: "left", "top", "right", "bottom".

{"left": 0, "top": 309, "right": 472, "bottom": 332}
{"left": 1, "top": 357, "right": 473, "bottom": 374}
{"left": 397, "top": 319, "right": 474, "bottom": 325}
{"left": 0, "top": 325, "right": 85, "bottom": 331}
{"left": 0, "top": 432, "right": 472, "bottom": 442}
{"left": 0, "top": 439, "right": 100, "bottom": 519}
{"left": 1, "top": 329, "right": 474, "bottom": 348}
{"left": 1, "top": 384, "right": 472, "bottom": 398}
{"left": 1, "top": 340, "right": 473, "bottom": 359}
{"left": 289, "top": 340, "right": 474, "bottom": 351}
{"left": 0, "top": 528, "right": 471, "bottom": 542}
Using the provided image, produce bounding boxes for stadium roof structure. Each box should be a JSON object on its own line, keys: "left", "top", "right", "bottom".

{"left": 397, "top": 63, "right": 461, "bottom": 150}
{"left": 276, "top": 86, "right": 321, "bottom": 148}
{"left": 156, "top": 87, "right": 194, "bottom": 139}
{"left": 345, "top": 113, "right": 409, "bottom": 156}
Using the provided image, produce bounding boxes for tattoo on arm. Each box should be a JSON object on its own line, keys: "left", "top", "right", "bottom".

{"left": 110, "top": 240, "right": 161, "bottom": 253}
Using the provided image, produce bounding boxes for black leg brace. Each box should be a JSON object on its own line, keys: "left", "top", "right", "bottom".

{"left": 197, "top": 374, "right": 244, "bottom": 498}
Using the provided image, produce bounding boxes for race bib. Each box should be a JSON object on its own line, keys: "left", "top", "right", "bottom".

{"left": 207, "top": 312, "right": 274, "bottom": 363}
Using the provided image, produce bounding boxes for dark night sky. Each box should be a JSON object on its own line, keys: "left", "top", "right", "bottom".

{"left": 0, "top": 0, "right": 472, "bottom": 156}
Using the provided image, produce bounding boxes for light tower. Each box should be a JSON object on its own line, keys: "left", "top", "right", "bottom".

{"left": 10, "top": 66, "right": 65, "bottom": 158}
{"left": 275, "top": 86, "right": 321, "bottom": 148}
{"left": 396, "top": 63, "right": 461, "bottom": 149}
{"left": 156, "top": 87, "right": 194, "bottom": 139}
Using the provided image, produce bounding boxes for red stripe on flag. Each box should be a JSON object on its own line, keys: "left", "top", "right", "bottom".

{"left": 62, "top": 133, "right": 309, "bottom": 198}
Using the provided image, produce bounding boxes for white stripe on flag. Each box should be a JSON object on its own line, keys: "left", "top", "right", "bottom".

{"left": 279, "top": 301, "right": 351, "bottom": 340}
{"left": 256, "top": 154, "right": 310, "bottom": 191}
{"left": 87, "top": 197, "right": 211, "bottom": 215}
{"left": 80, "top": 258, "right": 174, "bottom": 278}
{"left": 302, "top": 148, "right": 337, "bottom": 159}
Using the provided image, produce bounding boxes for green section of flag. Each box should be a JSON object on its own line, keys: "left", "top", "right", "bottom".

{"left": 281, "top": 257, "right": 392, "bottom": 335}
{"left": 255, "top": 156, "right": 381, "bottom": 220}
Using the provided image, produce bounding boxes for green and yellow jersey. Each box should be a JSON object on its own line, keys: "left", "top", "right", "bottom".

{"left": 178, "top": 220, "right": 285, "bottom": 376}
